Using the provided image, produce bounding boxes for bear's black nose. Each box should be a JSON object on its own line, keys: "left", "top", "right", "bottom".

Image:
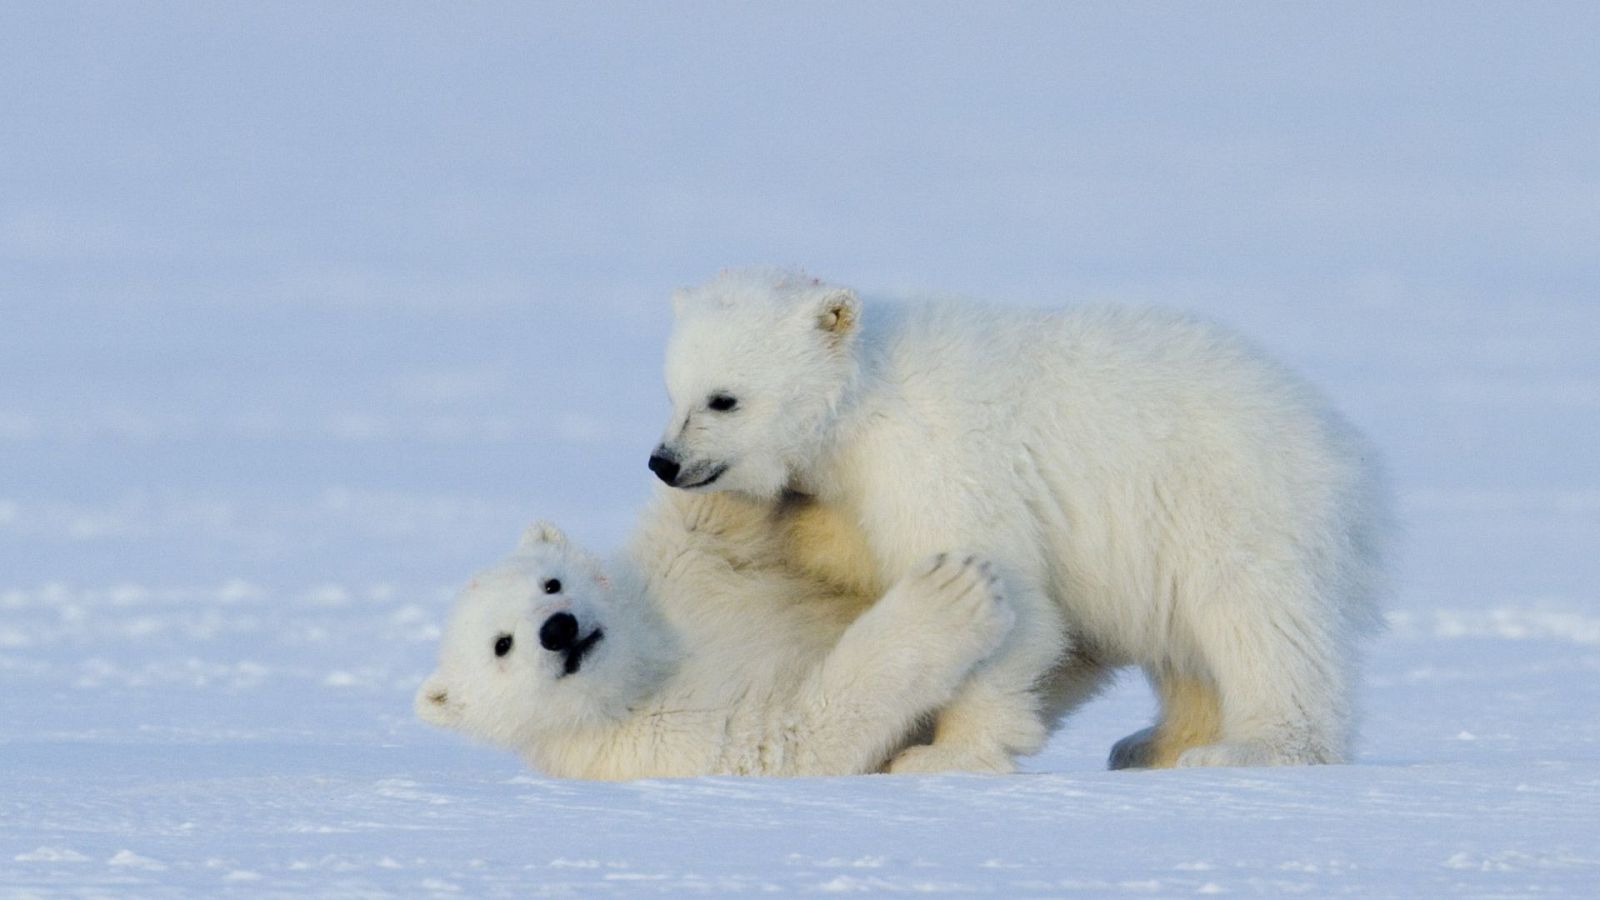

{"left": 648, "top": 451, "right": 680, "bottom": 486}
{"left": 539, "top": 612, "right": 579, "bottom": 652}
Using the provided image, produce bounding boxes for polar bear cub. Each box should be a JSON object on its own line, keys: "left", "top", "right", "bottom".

{"left": 415, "top": 491, "right": 1014, "bottom": 779}
{"left": 651, "top": 268, "right": 1391, "bottom": 772}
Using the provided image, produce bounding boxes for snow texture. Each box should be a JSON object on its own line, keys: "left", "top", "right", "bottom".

{"left": 3, "top": 1, "right": 1598, "bottom": 896}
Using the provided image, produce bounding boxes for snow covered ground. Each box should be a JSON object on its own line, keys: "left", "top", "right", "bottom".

{"left": 3, "top": 2, "right": 1598, "bottom": 895}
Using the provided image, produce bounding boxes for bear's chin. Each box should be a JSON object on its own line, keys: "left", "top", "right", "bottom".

{"left": 707, "top": 458, "right": 794, "bottom": 502}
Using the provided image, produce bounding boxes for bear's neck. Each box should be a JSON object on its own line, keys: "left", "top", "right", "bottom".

{"left": 600, "top": 552, "right": 686, "bottom": 701}
{"left": 791, "top": 363, "right": 900, "bottom": 506}
{"left": 785, "top": 309, "right": 902, "bottom": 502}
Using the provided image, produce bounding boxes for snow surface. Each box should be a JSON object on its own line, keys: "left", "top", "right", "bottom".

{"left": 3, "top": 2, "right": 1598, "bottom": 896}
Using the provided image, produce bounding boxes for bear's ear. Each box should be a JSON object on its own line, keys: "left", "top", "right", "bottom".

{"left": 414, "top": 672, "right": 459, "bottom": 727}
{"left": 518, "top": 520, "right": 568, "bottom": 551}
{"left": 813, "top": 288, "right": 859, "bottom": 342}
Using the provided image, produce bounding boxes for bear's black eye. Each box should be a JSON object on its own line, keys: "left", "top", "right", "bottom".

{"left": 708, "top": 394, "right": 738, "bottom": 412}
{"left": 494, "top": 634, "right": 513, "bottom": 657}
{"left": 542, "top": 578, "right": 562, "bottom": 594}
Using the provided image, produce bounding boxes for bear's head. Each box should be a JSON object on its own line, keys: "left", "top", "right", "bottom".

{"left": 652, "top": 267, "right": 861, "bottom": 500}
{"left": 415, "top": 522, "right": 661, "bottom": 751}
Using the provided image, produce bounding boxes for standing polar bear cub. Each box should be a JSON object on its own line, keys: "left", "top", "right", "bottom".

{"left": 651, "top": 268, "right": 1391, "bottom": 772}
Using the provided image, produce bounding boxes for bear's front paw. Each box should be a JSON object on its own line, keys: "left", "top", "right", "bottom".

{"left": 895, "top": 553, "right": 1013, "bottom": 655}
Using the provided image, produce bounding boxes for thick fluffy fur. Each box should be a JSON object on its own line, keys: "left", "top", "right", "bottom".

{"left": 656, "top": 268, "right": 1392, "bottom": 772}
{"left": 415, "top": 490, "right": 1014, "bottom": 779}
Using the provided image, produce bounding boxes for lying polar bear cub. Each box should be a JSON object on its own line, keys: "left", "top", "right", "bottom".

{"left": 415, "top": 490, "right": 1014, "bottom": 779}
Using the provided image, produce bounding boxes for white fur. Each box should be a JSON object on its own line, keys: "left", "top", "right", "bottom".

{"left": 415, "top": 490, "right": 1015, "bottom": 779}
{"left": 658, "top": 268, "right": 1392, "bottom": 771}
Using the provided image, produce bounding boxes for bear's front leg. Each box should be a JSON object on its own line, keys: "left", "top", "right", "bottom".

{"left": 776, "top": 494, "right": 885, "bottom": 600}
{"left": 785, "top": 553, "right": 1014, "bottom": 776}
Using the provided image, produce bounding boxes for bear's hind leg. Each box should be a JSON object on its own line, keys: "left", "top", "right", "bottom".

{"left": 1176, "top": 579, "right": 1351, "bottom": 768}
{"left": 1108, "top": 671, "right": 1221, "bottom": 769}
